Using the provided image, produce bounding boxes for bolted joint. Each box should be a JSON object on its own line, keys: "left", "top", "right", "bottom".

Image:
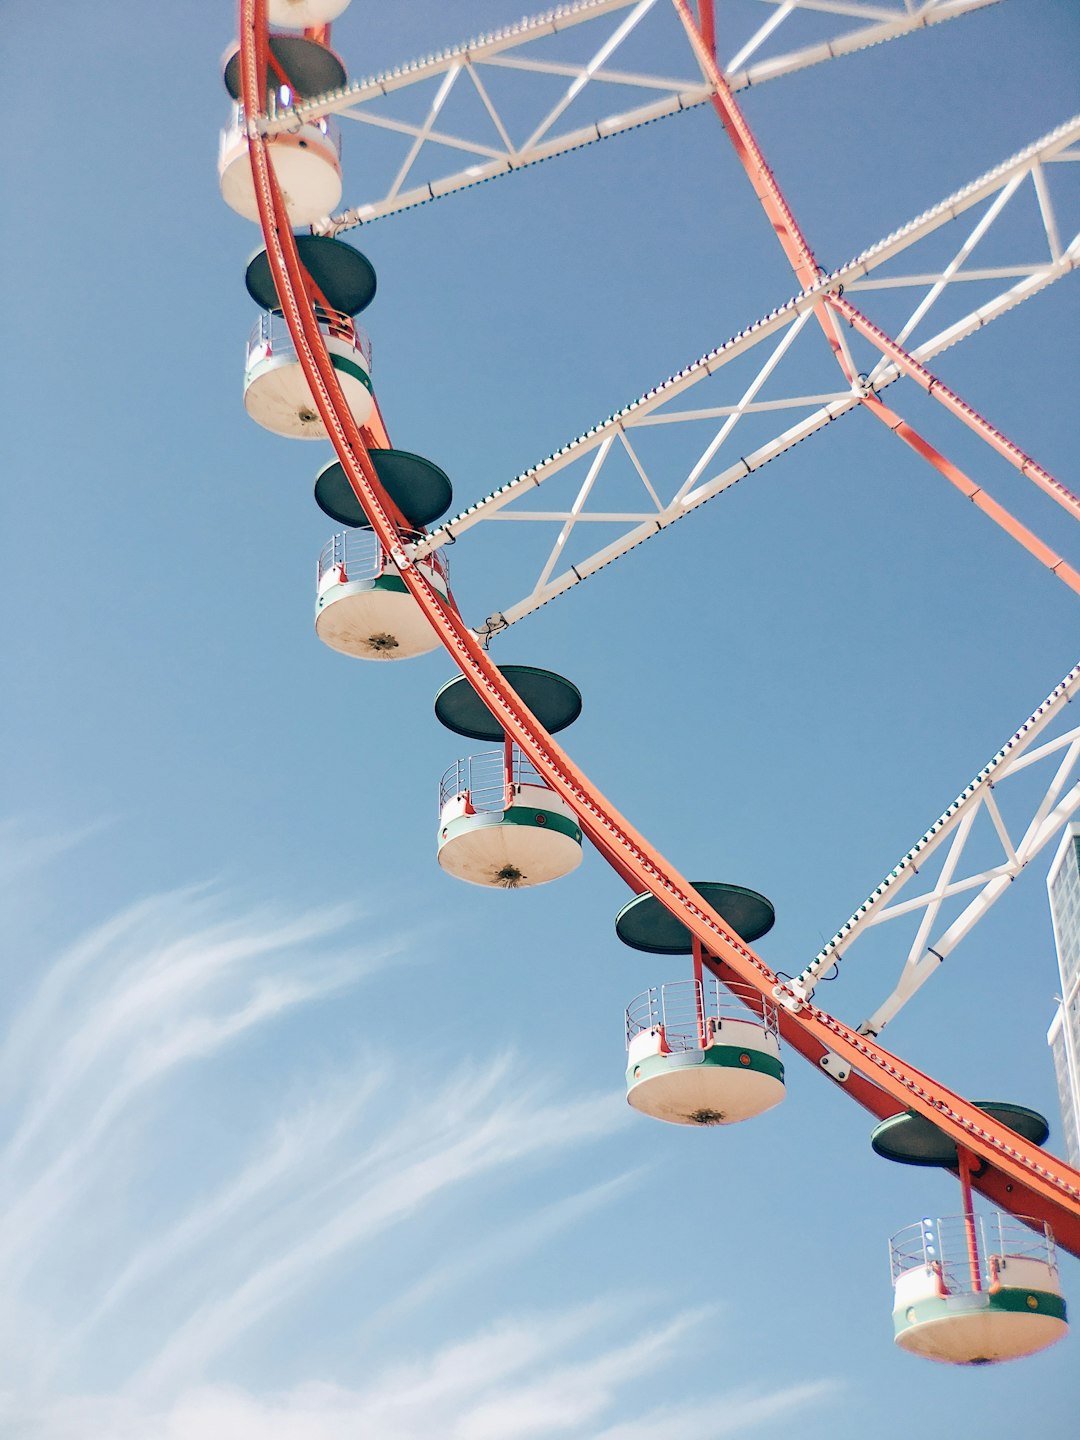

{"left": 477, "top": 613, "right": 509, "bottom": 646}
{"left": 819, "top": 1050, "right": 851, "bottom": 1083}
{"left": 787, "top": 976, "right": 816, "bottom": 1006}
{"left": 772, "top": 983, "right": 804, "bottom": 1014}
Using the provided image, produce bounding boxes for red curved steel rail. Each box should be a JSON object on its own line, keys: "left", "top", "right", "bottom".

{"left": 239, "top": 0, "right": 1080, "bottom": 1253}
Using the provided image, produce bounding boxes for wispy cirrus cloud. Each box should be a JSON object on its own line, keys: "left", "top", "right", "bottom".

{"left": 0, "top": 816, "right": 112, "bottom": 893}
{"left": 0, "top": 892, "right": 379, "bottom": 1303}
{"left": 0, "top": 832, "right": 840, "bottom": 1440}
{"left": 0, "top": 1314, "right": 839, "bottom": 1440}
{"left": 369, "top": 1167, "right": 647, "bottom": 1333}
{"left": 0, "top": 870, "right": 397, "bottom": 1389}
{"left": 131, "top": 1071, "right": 626, "bottom": 1396}
{"left": 56, "top": 1074, "right": 382, "bottom": 1365}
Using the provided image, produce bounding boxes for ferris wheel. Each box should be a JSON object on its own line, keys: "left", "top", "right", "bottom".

{"left": 221, "top": 0, "right": 1080, "bottom": 1366}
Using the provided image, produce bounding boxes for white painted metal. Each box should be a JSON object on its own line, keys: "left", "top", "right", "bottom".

{"left": 250, "top": 0, "right": 1000, "bottom": 233}
{"left": 788, "top": 663, "right": 1080, "bottom": 1035}
{"left": 403, "top": 120, "right": 1077, "bottom": 639}
{"left": 626, "top": 975, "right": 781, "bottom": 1048}
{"left": 454, "top": 237, "right": 1077, "bottom": 633}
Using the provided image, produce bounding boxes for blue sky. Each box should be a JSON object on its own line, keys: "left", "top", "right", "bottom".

{"left": 2, "top": 1, "right": 1079, "bottom": 1435}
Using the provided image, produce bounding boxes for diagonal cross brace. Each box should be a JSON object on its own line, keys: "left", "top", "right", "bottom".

{"left": 671, "top": 0, "right": 1080, "bottom": 592}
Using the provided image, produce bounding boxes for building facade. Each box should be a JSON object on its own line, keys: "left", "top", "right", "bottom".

{"left": 1047, "top": 821, "right": 1080, "bottom": 1170}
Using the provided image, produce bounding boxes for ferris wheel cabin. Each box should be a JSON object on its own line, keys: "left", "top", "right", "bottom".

{"left": 242, "top": 235, "right": 376, "bottom": 438}
{"left": 220, "top": 33, "right": 347, "bottom": 227}
{"left": 617, "top": 884, "right": 784, "bottom": 1126}
{"left": 435, "top": 667, "right": 583, "bottom": 888}
{"left": 314, "top": 450, "right": 454, "bottom": 659}
{"left": 873, "top": 1105, "right": 1069, "bottom": 1364}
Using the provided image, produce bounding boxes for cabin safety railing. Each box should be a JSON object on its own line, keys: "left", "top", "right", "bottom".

{"left": 889, "top": 1213, "right": 1058, "bottom": 1294}
{"left": 625, "top": 978, "right": 779, "bottom": 1051}
{"left": 247, "top": 308, "right": 371, "bottom": 368}
{"left": 318, "top": 528, "right": 450, "bottom": 590}
{"left": 439, "top": 746, "right": 546, "bottom": 814}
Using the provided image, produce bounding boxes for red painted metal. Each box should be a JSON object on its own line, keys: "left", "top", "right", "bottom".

{"left": 362, "top": 394, "right": 392, "bottom": 451}
{"left": 706, "top": 952, "right": 903, "bottom": 1120}
{"left": 239, "top": 0, "right": 1080, "bottom": 1255}
{"left": 503, "top": 733, "right": 514, "bottom": 809}
{"left": 267, "top": 49, "right": 294, "bottom": 95}
{"left": 697, "top": 0, "right": 716, "bottom": 59}
{"left": 691, "top": 936, "right": 706, "bottom": 1046}
{"left": 856, "top": 387, "right": 1080, "bottom": 595}
{"left": 671, "top": 0, "right": 1079, "bottom": 597}
{"left": 829, "top": 294, "right": 1080, "bottom": 524}
{"left": 957, "top": 1147, "right": 983, "bottom": 1291}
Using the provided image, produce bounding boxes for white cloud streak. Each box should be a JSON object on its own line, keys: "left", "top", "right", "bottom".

{"left": 0, "top": 849, "right": 839, "bottom": 1440}
{"left": 0, "top": 900, "right": 381, "bottom": 1306}
{"left": 132, "top": 1076, "right": 625, "bottom": 1395}
{"left": 368, "top": 1168, "right": 648, "bottom": 1333}
{"left": 56, "top": 1075, "right": 383, "bottom": 1366}
{"left": 0, "top": 1319, "right": 840, "bottom": 1440}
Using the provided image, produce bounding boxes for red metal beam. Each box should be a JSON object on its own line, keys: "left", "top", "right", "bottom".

{"left": 671, "top": 0, "right": 1079, "bottom": 594}
{"left": 829, "top": 293, "right": 1080, "bottom": 525}
{"left": 856, "top": 386, "right": 1080, "bottom": 595}
{"left": 697, "top": 0, "right": 716, "bottom": 59}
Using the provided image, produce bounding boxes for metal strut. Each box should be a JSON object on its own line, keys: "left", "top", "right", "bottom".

{"left": 671, "top": 0, "right": 1080, "bottom": 598}
{"left": 254, "top": 0, "right": 1004, "bottom": 234}
{"left": 239, "top": 0, "right": 1080, "bottom": 1251}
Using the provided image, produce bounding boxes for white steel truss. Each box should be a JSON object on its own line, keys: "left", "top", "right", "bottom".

{"left": 254, "top": 0, "right": 1002, "bottom": 233}
{"left": 788, "top": 662, "right": 1080, "bottom": 1037}
{"left": 407, "top": 117, "right": 1079, "bottom": 636}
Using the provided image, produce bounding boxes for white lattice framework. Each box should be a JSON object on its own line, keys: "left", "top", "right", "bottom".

{"left": 254, "top": 0, "right": 1003, "bottom": 232}
{"left": 790, "top": 661, "right": 1080, "bottom": 1036}
{"left": 405, "top": 118, "right": 1079, "bottom": 635}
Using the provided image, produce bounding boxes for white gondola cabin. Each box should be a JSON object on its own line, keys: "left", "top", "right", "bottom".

{"left": 244, "top": 308, "right": 372, "bottom": 437}
{"left": 268, "top": 0, "right": 352, "bottom": 26}
{"left": 220, "top": 104, "right": 342, "bottom": 227}
{"left": 437, "top": 746, "right": 583, "bottom": 887}
{"left": 625, "top": 977, "right": 784, "bottom": 1125}
{"left": 616, "top": 882, "right": 783, "bottom": 1125}
{"left": 313, "top": 449, "right": 454, "bottom": 658}
{"left": 242, "top": 235, "right": 376, "bottom": 440}
{"left": 316, "top": 528, "right": 450, "bottom": 659}
{"left": 221, "top": 33, "right": 347, "bottom": 225}
{"left": 434, "top": 667, "right": 583, "bottom": 888}
{"left": 889, "top": 1213, "right": 1067, "bottom": 1364}
{"left": 872, "top": 1103, "right": 1068, "bottom": 1364}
